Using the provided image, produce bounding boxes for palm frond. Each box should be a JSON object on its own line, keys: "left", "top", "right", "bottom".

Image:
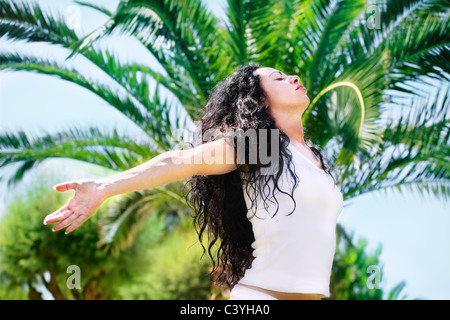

{"left": 66, "top": 0, "right": 227, "bottom": 118}
{"left": 295, "top": 0, "right": 331, "bottom": 66}
{"left": 379, "top": 0, "right": 446, "bottom": 33}
{"left": 74, "top": 0, "right": 113, "bottom": 17}
{"left": 80, "top": 46, "right": 196, "bottom": 123}
{"left": 290, "top": 1, "right": 389, "bottom": 167}
{"left": 304, "top": 49, "right": 387, "bottom": 167}
{"left": 359, "top": 1, "right": 450, "bottom": 98}
{"left": 386, "top": 281, "right": 408, "bottom": 300}
{"left": 312, "top": 83, "right": 378, "bottom": 168}
{"left": 0, "top": 0, "right": 79, "bottom": 46}
{"left": 0, "top": 126, "right": 159, "bottom": 187}
{"left": 341, "top": 84, "right": 450, "bottom": 204}
{"left": 78, "top": 46, "right": 192, "bottom": 148}
{"left": 96, "top": 181, "right": 189, "bottom": 253}
{"left": 0, "top": 50, "right": 184, "bottom": 148}
{"left": 245, "top": 0, "right": 304, "bottom": 74}
{"left": 308, "top": 0, "right": 367, "bottom": 86}
{"left": 224, "top": 0, "right": 274, "bottom": 65}
{"left": 385, "top": 11, "right": 450, "bottom": 96}
{"left": 1, "top": 0, "right": 188, "bottom": 147}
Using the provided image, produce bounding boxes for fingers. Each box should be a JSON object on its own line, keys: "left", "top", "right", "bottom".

{"left": 44, "top": 210, "right": 72, "bottom": 225}
{"left": 64, "top": 215, "right": 87, "bottom": 235}
{"left": 53, "top": 182, "right": 77, "bottom": 192}
{"left": 52, "top": 213, "right": 79, "bottom": 233}
{"left": 49, "top": 210, "right": 88, "bottom": 234}
{"left": 43, "top": 200, "right": 70, "bottom": 224}
{"left": 54, "top": 214, "right": 87, "bottom": 235}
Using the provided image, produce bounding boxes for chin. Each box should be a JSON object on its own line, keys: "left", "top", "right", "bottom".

{"left": 299, "top": 95, "right": 310, "bottom": 106}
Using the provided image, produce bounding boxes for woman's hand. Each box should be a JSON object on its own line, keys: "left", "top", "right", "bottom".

{"left": 43, "top": 179, "right": 108, "bottom": 234}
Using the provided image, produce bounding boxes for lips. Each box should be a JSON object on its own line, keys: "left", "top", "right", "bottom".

{"left": 296, "top": 84, "right": 306, "bottom": 91}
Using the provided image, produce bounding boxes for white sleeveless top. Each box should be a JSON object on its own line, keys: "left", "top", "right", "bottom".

{"left": 238, "top": 142, "right": 344, "bottom": 298}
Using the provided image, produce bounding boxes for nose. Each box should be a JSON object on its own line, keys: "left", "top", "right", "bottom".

{"left": 289, "top": 75, "right": 300, "bottom": 85}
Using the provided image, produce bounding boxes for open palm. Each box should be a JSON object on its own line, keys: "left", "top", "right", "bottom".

{"left": 43, "top": 179, "right": 106, "bottom": 234}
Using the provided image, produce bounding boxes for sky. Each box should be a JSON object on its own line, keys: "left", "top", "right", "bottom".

{"left": 0, "top": 0, "right": 449, "bottom": 300}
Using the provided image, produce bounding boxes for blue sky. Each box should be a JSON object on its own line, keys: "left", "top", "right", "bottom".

{"left": 0, "top": 0, "right": 448, "bottom": 299}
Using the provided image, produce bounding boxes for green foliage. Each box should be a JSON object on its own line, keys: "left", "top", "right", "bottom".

{"left": 0, "top": 179, "right": 166, "bottom": 299}
{"left": 121, "top": 222, "right": 212, "bottom": 300}
{"left": 0, "top": 271, "right": 28, "bottom": 300}
{"left": 330, "top": 225, "right": 383, "bottom": 299}
{"left": 0, "top": 173, "right": 212, "bottom": 300}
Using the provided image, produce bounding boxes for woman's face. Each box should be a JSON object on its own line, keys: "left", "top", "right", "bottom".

{"left": 255, "top": 67, "right": 310, "bottom": 115}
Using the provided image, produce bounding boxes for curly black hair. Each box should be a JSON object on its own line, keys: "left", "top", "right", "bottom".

{"left": 184, "top": 63, "right": 335, "bottom": 288}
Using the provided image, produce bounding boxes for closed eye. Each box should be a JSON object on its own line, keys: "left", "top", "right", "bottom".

{"left": 276, "top": 78, "right": 285, "bottom": 80}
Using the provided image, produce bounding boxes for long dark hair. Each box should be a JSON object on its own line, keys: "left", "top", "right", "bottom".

{"left": 184, "top": 63, "right": 335, "bottom": 288}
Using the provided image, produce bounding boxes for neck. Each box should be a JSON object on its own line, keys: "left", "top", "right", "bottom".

{"left": 271, "top": 112, "right": 306, "bottom": 146}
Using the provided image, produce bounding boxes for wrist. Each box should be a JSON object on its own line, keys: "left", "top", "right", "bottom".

{"left": 95, "top": 178, "right": 115, "bottom": 201}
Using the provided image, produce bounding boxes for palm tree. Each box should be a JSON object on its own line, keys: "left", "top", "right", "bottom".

{"left": 0, "top": 0, "right": 448, "bottom": 255}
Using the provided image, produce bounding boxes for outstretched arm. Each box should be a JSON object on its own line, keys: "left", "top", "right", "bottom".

{"left": 43, "top": 137, "right": 237, "bottom": 234}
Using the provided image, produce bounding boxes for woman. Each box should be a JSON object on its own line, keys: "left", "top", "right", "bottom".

{"left": 43, "top": 63, "right": 343, "bottom": 300}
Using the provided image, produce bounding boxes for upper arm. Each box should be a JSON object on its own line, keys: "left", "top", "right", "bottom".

{"left": 174, "top": 137, "right": 237, "bottom": 176}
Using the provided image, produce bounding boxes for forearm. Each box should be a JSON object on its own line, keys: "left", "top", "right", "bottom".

{"left": 97, "top": 150, "right": 195, "bottom": 199}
